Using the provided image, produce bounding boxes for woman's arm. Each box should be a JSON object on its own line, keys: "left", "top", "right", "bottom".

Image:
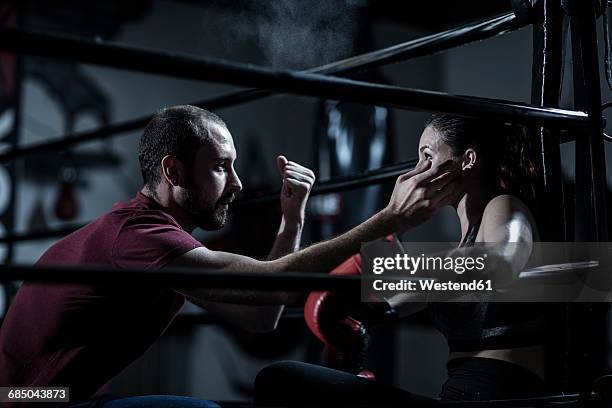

{"left": 388, "top": 194, "right": 537, "bottom": 317}
{"left": 479, "top": 194, "right": 536, "bottom": 279}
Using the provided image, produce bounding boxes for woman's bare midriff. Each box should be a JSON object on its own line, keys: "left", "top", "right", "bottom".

{"left": 449, "top": 345, "right": 546, "bottom": 379}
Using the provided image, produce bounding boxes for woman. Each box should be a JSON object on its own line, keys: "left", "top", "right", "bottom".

{"left": 255, "top": 114, "right": 551, "bottom": 405}
{"left": 417, "top": 114, "right": 549, "bottom": 401}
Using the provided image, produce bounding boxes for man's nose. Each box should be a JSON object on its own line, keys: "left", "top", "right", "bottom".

{"left": 229, "top": 170, "right": 242, "bottom": 193}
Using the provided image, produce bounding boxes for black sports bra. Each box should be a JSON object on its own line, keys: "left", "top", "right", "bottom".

{"left": 427, "top": 218, "right": 548, "bottom": 352}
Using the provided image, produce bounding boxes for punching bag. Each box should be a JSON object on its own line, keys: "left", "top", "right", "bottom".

{"left": 310, "top": 91, "right": 395, "bottom": 241}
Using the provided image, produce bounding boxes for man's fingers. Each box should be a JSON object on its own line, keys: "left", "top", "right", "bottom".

{"left": 277, "top": 155, "right": 288, "bottom": 175}
{"left": 425, "top": 171, "right": 460, "bottom": 194}
{"left": 429, "top": 180, "right": 460, "bottom": 207}
{"left": 284, "top": 169, "right": 315, "bottom": 184}
{"left": 419, "top": 160, "right": 455, "bottom": 181}
{"left": 397, "top": 159, "right": 444, "bottom": 184}
{"left": 284, "top": 178, "right": 311, "bottom": 193}
{"left": 285, "top": 162, "right": 316, "bottom": 179}
{"left": 412, "top": 160, "right": 458, "bottom": 185}
{"left": 399, "top": 160, "right": 431, "bottom": 182}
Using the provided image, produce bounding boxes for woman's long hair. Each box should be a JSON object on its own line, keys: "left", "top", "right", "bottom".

{"left": 424, "top": 114, "right": 540, "bottom": 210}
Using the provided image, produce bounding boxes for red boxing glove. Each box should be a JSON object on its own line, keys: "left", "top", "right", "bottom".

{"left": 304, "top": 235, "right": 397, "bottom": 377}
{"left": 305, "top": 254, "right": 363, "bottom": 346}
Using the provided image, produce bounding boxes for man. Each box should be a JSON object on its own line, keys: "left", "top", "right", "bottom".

{"left": 0, "top": 105, "right": 457, "bottom": 407}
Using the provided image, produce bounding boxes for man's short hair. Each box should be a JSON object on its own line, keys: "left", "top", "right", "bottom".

{"left": 138, "top": 105, "right": 226, "bottom": 190}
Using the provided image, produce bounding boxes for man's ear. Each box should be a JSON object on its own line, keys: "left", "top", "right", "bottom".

{"left": 161, "top": 155, "right": 184, "bottom": 186}
{"left": 462, "top": 148, "right": 477, "bottom": 171}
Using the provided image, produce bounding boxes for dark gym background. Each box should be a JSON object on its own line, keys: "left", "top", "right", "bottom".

{"left": 0, "top": 0, "right": 610, "bottom": 401}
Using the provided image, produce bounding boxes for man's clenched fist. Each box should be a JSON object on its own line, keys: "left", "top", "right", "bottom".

{"left": 277, "top": 155, "right": 315, "bottom": 226}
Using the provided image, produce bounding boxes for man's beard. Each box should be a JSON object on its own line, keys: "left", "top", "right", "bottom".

{"left": 183, "top": 188, "right": 233, "bottom": 231}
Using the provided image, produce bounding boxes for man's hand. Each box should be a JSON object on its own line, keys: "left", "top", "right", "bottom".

{"left": 277, "top": 155, "right": 316, "bottom": 226}
{"left": 384, "top": 159, "right": 460, "bottom": 232}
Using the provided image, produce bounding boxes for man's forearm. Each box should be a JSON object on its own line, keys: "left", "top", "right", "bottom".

{"left": 173, "top": 210, "right": 397, "bottom": 305}
{"left": 278, "top": 210, "right": 396, "bottom": 274}
{"left": 267, "top": 217, "right": 303, "bottom": 260}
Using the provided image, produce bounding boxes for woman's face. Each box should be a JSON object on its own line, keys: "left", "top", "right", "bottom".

{"left": 417, "top": 125, "right": 457, "bottom": 166}
{"left": 418, "top": 125, "right": 472, "bottom": 205}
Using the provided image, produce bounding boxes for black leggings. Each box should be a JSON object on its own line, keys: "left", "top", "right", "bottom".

{"left": 254, "top": 361, "right": 435, "bottom": 407}
{"left": 254, "top": 358, "right": 550, "bottom": 406}
{"left": 440, "top": 357, "right": 549, "bottom": 401}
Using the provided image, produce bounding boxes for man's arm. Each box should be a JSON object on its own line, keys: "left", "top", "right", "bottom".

{"left": 267, "top": 156, "right": 315, "bottom": 259}
{"left": 171, "top": 210, "right": 399, "bottom": 305}
{"left": 188, "top": 219, "right": 304, "bottom": 333}
{"left": 181, "top": 156, "right": 315, "bottom": 332}
{"left": 173, "top": 159, "right": 459, "bottom": 306}
{"left": 267, "top": 218, "right": 303, "bottom": 260}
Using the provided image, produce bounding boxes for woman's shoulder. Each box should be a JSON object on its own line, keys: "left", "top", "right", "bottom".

{"left": 483, "top": 194, "right": 531, "bottom": 216}
{"left": 480, "top": 194, "right": 539, "bottom": 239}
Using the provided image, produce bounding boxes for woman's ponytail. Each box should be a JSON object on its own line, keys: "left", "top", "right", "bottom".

{"left": 496, "top": 122, "right": 539, "bottom": 205}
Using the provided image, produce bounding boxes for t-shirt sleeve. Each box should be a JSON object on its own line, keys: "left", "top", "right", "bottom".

{"left": 112, "top": 211, "right": 202, "bottom": 269}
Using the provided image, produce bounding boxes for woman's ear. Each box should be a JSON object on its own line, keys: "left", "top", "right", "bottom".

{"left": 462, "top": 148, "right": 477, "bottom": 171}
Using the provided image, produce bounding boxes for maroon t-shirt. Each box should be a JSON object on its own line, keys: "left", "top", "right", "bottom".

{"left": 0, "top": 192, "right": 202, "bottom": 402}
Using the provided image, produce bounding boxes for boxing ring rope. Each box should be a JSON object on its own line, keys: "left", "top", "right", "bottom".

{"left": 0, "top": 27, "right": 589, "bottom": 131}
{"left": 0, "top": 264, "right": 366, "bottom": 292}
{"left": 0, "top": 10, "right": 530, "bottom": 163}
{"left": 0, "top": 264, "right": 605, "bottom": 407}
{"left": 236, "top": 158, "right": 419, "bottom": 207}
